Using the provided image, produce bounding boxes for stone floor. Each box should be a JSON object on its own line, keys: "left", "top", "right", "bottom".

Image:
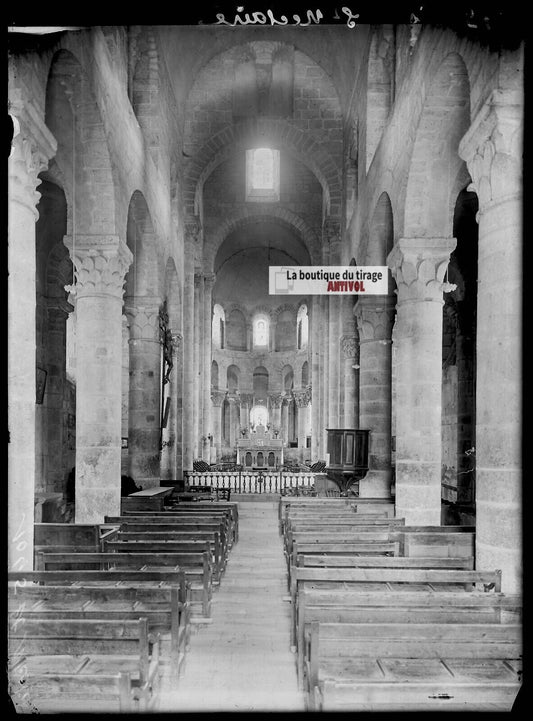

{"left": 158, "top": 500, "right": 306, "bottom": 712}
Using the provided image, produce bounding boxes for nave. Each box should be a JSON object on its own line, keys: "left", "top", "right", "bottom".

{"left": 8, "top": 495, "right": 521, "bottom": 713}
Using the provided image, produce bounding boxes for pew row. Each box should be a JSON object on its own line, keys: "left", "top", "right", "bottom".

{"left": 295, "top": 586, "right": 522, "bottom": 688}
{"left": 303, "top": 621, "right": 522, "bottom": 711}
{"left": 289, "top": 567, "right": 503, "bottom": 648}
{"left": 8, "top": 616, "right": 161, "bottom": 713}
{"left": 35, "top": 550, "right": 212, "bottom": 619}
{"left": 103, "top": 530, "right": 224, "bottom": 588}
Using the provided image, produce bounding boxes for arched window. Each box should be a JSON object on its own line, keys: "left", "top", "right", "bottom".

{"left": 250, "top": 404, "right": 269, "bottom": 429}
{"left": 211, "top": 360, "right": 219, "bottom": 389}
{"left": 253, "top": 314, "right": 269, "bottom": 348}
{"left": 212, "top": 304, "right": 225, "bottom": 349}
{"left": 297, "top": 304, "right": 308, "bottom": 349}
{"left": 246, "top": 148, "right": 280, "bottom": 202}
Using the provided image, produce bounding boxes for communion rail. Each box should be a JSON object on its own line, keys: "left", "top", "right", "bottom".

{"left": 184, "top": 471, "right": 316, "bottom": 495}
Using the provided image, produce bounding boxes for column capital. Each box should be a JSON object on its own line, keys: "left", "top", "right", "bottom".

{"left": 459, "top": 89, "right": 523, "bottom": 210}
{"left": 123, "top": 295, "right": 162, "bottom": 340}
{"left": 194, "top": 270, "right": 203, "bottom": 287}
{"left": 185, "top": 216, "right": 202, "bottom": 245}
{"left": 294, "top": 388, "right": 311, "bottom": 407}
{"left": 64, "top": 236, "right": 133, "bottom": 300}
{"left": 340, "top": 334, "right": 359, "bottom": 359}
{"left": 353, "top": 297, "right": 396, "bottom": 342}
{"left": 211, "top": 389, "right": 227, "bottom": 407}
{"left": 269, "top": 392, "right": 284, "bottom": 408}
{"left": 387, "top": 238, "right": 457, "bottom": 304}
{"left": 203, "top": 273, "right": 216, "bottom": 289}
{"left": 8, "top": 96, "right": 58, "bottom": 216}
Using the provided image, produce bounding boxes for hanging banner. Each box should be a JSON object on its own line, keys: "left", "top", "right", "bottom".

{"left": 269, "top": 266, "right": 389, "bottom": 295}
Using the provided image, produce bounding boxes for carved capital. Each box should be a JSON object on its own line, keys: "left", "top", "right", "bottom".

{"left": 353, "top": 297, "right": 396, "bottom": 342}
{"left": 185, "top": 216, "right": 202, "bottom": 245}
{"left": 340, "top": 334, "right": 358, "bottom": 359}
{"left": 459, "top": 89, "right": 523, "bottom": 210}
{"left": 8, "top": 97, "right": 57, "bottom": 216}
{"left": 203, "top": 272, "right": 216, "bottom": 290}
{"left": 239, "top": 392, "right": 254, "bottom": 406}
{"left": 269, "top": 393, "right": 284, "bottom": 408}
{"left": 64, "top": 236, "right": 133, "bottom": 300}
{"left": 124, "top": 297, "right": 162, "bottom": 341}
{"left": 387, "top": 238, "right": 457, "bottom": 304}
{"left": 211, "top": 389, "right": 227, "bottom": 407}
{"left": 294, "top": 389, "right": 311, "bottom": 407}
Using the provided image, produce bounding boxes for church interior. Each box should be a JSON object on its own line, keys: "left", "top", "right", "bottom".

{"left": 7, "top": 13, "right": 524, "bottom": 713}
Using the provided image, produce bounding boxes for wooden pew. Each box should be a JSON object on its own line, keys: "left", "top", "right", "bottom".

{"left": 8, "top": 581, "right": 190, "bottom": 677}
{"left": 289, "top": 567, "right": 503, "bottom": 648}
{"left": 8, "top": 616, "right": 161, "bottom": 713}
{"left": 107, "top": 510, "right": 238, "bottom": 545}
{"left": 303, "top": 621, "right": 522, "bottom": 711}
{"left": 288, "top": 553, "right": 475, "bottom": 598}
{"left": 35, "top": 551, "right": 212, "bottom": 619}
{"left": 106, "top": 529, "right": 225, "bottom": 583}
{"left": 295, "top": 587, "right": 522, "bottom": 689}
{"left": 119, "top": 521, "right": 229, "bottom": 557}
{"left": 122, "top": 502, "right": 239, "bottom": 543}
{"left": 286, "top": 527, "right": 475, "bottom": 562}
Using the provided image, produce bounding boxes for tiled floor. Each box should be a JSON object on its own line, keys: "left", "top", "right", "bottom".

{"left": 158, "top": 501, "right": 306, "bottom": 712}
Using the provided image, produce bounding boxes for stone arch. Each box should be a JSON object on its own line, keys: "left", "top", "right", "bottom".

{"left": 207, "top": 207, "right": 319, "bottom": 270}
{"left": 365, "top": 25, "right": 395, "bottom": 172}
{"left": 125, "top": 190, "right": 160, "bottom": 299}
{"left": 185, "top": 117, "right": 341, "bottom": 221}
{"left": 226, "top": 308, "right": 247, "bottom": 351}
{"left": 129, "top": 27, "right": 165, "bottom": 169}
{"left": 301, "top": 360, "right": 309, "bottom": 387}
{"left": 44, "top": 49, "right": 118, "bottom": 237}
{"left": 404, "top": 52, "right": 471, "bottom": 238}
{"left": 227, "top": 364, "right": 241, "bottom": 392}
{"left": 281, "top": 364, "right": 294, "bottom": 392}
{"left": 211, "top": 360, "right": 219, "bottom": 390}
{"left": 253, "top": 366, "right": 269, "bottom": 400}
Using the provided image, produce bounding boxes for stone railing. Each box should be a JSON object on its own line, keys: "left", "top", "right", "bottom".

{"left": 183, "top": 470, "right": 316, "bottom": 495}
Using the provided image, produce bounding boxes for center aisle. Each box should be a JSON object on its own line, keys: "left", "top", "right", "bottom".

{"left": 158, "top": 500, "right": 306, "bottom": 712}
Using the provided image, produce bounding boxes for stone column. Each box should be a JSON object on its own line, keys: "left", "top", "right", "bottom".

{"left": 182, "top": 223, "right": 198, "bottom": 471}
{"left": 310, "top": 297, "right": 322, "bottom": 458}
{"left": 8, "top": 105, "right": 56, "bottom": 570}
{"left": 124, "top": 298, "right": 162, "bottom": 489}
{"left": 211, "top": 390, "right": 226, "bottom": 462}
{"left": 327, "top": 296, "right": 341, "bottom": 428}
{"left": 281, "top": 398, "right": 290, "bottom": 445}
{"left": 65, "top": 237, "right": 133, "bottom": 522}
{"left": 44, "top": 301, "right": 72, "bottom": 492}
{"left": 354, "top": 297, "right": 395, "bottom": 498}
{"left": 161, "top": 332, "right": 182, "bottom": 481}
{"left": 295, "top": 389, "right": 311, "bottom": 461}
{"left": 340, "top": 333, "right": 359, "bottom": 429}
{"left": 269, "top": 393, "right": 283, "bottom": 437}
{"left": 459, "top": 87, "right": 522, "bottom": 593}
{"left": 202, "top": 274, "right": 215, "bottom": 460}
{"left": 321, "top": 296, "right": 330, "bottom": 449}
{"left": 240, "top": 392, "right": 254, "bottom": 431}
{"left": 387, "top": 238, "right": 456, "bottom": 524}
{"left": 193, "top": 271, "right": 204, "bottom": 458}
{"left": 228, "top": 396, "right": 239, "bottom": 451}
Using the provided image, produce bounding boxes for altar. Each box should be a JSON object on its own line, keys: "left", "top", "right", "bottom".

{"left": 236, "top": 424, "right": 284, "bottom": 470}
